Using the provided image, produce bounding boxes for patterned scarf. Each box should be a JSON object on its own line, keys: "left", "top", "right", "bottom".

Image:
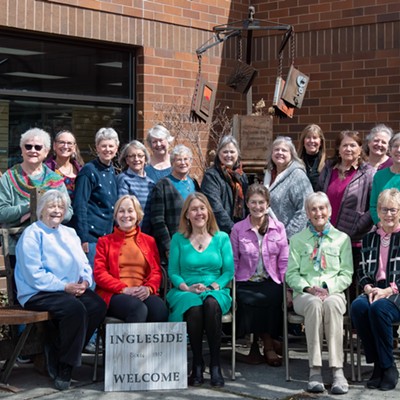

{"left": 7, "top": 164, "right": 65, "bottom": 199}
{"left": 307, "top": 220, "right": 331, "bottom": 272}
{"left": 220, "top": 164, "right": 245, "bottom": 221}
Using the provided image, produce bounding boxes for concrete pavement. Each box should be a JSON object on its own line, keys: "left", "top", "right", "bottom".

{"left": 0, "top": 344, "right": 399, "bottom": 399}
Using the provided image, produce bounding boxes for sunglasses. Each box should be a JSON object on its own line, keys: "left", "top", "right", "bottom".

{"left": 24, "top": 144, "right": 43, "bottom": 151}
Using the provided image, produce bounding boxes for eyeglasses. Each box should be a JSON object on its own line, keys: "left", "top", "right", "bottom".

{"left": 174, "top": 157, "right": 191, "bottom": 164}
{"left": 24, "top": 144, "right": 43, "bottom": 151}
{"left": 380, "top": 207, "right": 399, "bottom": 215}
{"left": 126, "top": 154, "right": 145, "bottom": 159}
{"left": 56, "top": 140, "right": 75, "bottom": 147}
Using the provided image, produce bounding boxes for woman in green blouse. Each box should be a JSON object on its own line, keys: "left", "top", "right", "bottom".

{"left": 167, "top": 192, "right": 234, "bottom": 388}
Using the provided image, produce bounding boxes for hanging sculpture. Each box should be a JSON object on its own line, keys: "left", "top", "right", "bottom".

{"left": 190, "top": 6, "right": 310, "bottom": 122}
{"left": 270, "top": 29, "right": 309, "bottom": 118}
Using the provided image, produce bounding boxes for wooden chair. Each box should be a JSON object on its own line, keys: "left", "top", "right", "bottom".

{"left": 282, "top": 281, "right": 356, "bottom": 382}
{"left": 0, "top": 227, "right": 51, "bottom": 384}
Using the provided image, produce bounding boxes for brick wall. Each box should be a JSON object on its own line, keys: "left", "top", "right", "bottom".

{"left": 1, "top": 0, "right": 399, "bottom": 157}
{"left": 237, "top": 0, "right": 400, "bottom": 153}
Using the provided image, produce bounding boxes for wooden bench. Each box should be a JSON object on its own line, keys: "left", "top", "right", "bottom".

{"left": 0, "top": 227, "right": 51, "bottom": 384}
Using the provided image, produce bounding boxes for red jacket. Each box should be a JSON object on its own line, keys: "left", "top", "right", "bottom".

{"left": 94, "top": 227, "right": 162, "bottom": 307}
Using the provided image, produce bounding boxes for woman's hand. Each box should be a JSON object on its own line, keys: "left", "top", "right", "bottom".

{"left": 81, "top": 242, "right": 89, "bottom": 253}
{"left": 20, "top": 212, "right": 30, "bottom": 224}
{"left": 306, "top": 286, "right": 329, "bottom": 301}
{"left": 367, "top": 286, "right": 393, "bottom": 303}
{"left": 65, "top": 280, "right": 88, "bottom": 297}
{"left": 123, "top": 286, "right": 150, "bottom": 301}
{"left": 286, "top": 289, "right": 293, "bottom": 308}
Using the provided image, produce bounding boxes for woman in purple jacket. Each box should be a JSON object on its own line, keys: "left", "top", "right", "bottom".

{"left": 230, "top": 184, "right": 289, "bottom": 367}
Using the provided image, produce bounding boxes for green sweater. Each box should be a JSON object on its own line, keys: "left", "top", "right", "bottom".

{"left": 370, "top": 167, "right": 400, "bottom": 224}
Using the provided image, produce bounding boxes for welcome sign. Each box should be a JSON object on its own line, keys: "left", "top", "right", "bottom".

{"left": 104, "top": 322, "right": 187, "bottom": 391}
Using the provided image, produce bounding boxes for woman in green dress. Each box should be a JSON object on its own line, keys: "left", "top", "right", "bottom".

{"left": 167, "top": 192, "right": 234, "bottom": 388}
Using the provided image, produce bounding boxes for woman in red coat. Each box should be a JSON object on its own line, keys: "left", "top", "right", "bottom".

{"left": 94, "top": 195, "right": 168, "bottom": 322}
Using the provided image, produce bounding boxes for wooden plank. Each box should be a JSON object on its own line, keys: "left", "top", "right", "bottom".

{"left": 104, "top": 322, "right": 187, "bottom": 392}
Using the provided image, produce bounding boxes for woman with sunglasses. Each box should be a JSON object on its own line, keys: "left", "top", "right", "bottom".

{"left": 45, "top": 130, "right": 84, "bottom": 202}
{"left": 0, "top": 128, "right": 72, "bottom": 254}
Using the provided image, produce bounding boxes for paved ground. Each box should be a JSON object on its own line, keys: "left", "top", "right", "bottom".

{"left": 0, "top": 343, "right": 399, "bottom": 399}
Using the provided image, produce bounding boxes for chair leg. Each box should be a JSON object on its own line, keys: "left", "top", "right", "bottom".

{"left": 92, "top": 324, "right": 103, "bottom": 382}
{"left": 283, "top": 315, "right": 290, "bottom": 381}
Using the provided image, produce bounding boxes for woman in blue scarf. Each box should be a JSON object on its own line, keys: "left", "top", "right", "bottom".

{"left": 286, "top": 192, "right": 353, "bottom": 395}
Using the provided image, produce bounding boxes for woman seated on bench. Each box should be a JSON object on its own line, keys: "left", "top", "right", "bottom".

{"left": 14, "top": 190, "right": 107, "bottom": 391}
{"left": 93, "top": 195, "right": 168, "bottom": 323}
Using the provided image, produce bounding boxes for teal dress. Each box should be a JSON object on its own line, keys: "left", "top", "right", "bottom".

{"left": 167, "top": 231, "right": 234, "bottom": 322}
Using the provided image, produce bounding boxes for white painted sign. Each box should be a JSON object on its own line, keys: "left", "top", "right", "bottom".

{"left": 104, "top": 322, "right": 187, "bottom": 391}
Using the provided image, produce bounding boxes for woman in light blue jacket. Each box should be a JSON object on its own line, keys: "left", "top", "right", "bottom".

{"left": 231, "top": 184, "right": 288, "bottom": 367}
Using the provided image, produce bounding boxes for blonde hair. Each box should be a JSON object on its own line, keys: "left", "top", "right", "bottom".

{"left": 113, "top": 195, "right": 144, "bottom": 226}
{"left": 178, "top": 193, "right": 219, "bottom": 238}
{"left": 377, "top": 188, "right": 400, "bottom": 211}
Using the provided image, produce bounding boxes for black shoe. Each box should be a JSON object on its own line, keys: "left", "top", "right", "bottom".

{"left": 188, "top": 365, "right": 204, "bottom": 386}
{"left": 210, "top": 365, "right": 224, "bottom": 387}
{"left": 379, "top": 365, "right": 399, "bottom": 391}
{"left": 44, "top": 344, "right": 58, "bottom": 380}
{"left": 54, "top": 362, "right": 73, "bottom": 391}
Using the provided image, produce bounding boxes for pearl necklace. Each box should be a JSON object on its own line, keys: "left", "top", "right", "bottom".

{"left": 381, "top": 233, "right": 391, "bottom": 247}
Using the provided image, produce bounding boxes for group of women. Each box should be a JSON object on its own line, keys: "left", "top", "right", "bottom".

{"left": 1, "top": 122, "right": 399, "bottom": 393}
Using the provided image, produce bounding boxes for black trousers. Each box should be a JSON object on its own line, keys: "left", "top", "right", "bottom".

{"left": 25, "top": 290, "right": 107, "bottom": 367}
{"left": 108, "top": 294, "right": 168, "bottom": 322}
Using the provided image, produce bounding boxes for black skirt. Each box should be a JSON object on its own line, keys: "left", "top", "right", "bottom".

{"left": 236, "top": 279, "right": 283, "bottom": 339}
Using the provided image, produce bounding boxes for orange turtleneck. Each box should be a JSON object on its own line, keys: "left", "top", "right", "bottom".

{"left": 118, "top": 227, "right": 149, "bottom": 288}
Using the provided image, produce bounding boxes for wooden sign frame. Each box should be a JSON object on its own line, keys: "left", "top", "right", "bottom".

{"left": 104, "top": 322, "right": 187, "bottom": 392}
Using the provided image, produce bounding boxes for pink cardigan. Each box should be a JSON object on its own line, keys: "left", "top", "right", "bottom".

{"left": 230, "top": 215, "right": 289, "bottom": 283}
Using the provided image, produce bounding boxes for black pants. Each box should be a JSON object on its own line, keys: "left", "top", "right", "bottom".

{"left": 108, "top": 294, "right": 168, "bottom": 322}
{"left": 25, "top": 290, "right": 107, "bottom": 367}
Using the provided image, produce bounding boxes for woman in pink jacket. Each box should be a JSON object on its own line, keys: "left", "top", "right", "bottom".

{"left": 94, "top": 195, "right": 168, "bottom": 322}
{"left": 231, "top": 184, "right": 289, "bottom": 367}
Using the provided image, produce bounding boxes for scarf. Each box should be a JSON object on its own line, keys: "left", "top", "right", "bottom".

{"left": 7, "top": 164, "right": 65, "bottom": 199}
{"left": 220, "top": 164, "right": 245, "bottom": 221}
{"left": 307, "top": 220, "right": 331, "bottom": 272}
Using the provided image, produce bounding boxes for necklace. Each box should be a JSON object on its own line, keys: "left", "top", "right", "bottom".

{"left": 191, "top": 233, "right": 209, "bottom": 250}
{"left": 57, "top": 162, "right": 73, "bottom": 176}
{"left": 381, "top": 233, "right": 391, "bottom": 247}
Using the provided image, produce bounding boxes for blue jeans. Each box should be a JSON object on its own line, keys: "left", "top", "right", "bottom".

{"left": 351, "top": 295, "right": 400, "bottom": 368}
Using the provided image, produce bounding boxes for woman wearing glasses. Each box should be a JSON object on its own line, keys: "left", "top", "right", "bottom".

{"left": 351, "top": 188, "right": 400, "bottom": 391}
{"left": 0, "top": 128, "right": 72, "bottom": 233}
{"left": 45, "top": 130, "right": 84, "bottom": 202}
{"left": 117, "top": 140, "right": 155, "bottom": 233}
{"left": 264, "top": 136, "right": 313, "bottom": 239}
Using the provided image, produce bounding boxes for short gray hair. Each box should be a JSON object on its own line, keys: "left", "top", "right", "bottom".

{"left": 118, "top": 140, "right": 150, "bottom": 170}
{"left": 37, "top": 190, "right": 70, "bottom": 221}
{"left": 305, "top": 191, "right": 332, "bottom": 217}
{"left": 146, "top": 125, "right": 174, "bottom": 146}
{"left": 20, "top": 128, "right": 51, "bottom": 150}
{"left": 170, "top": 144, "right": 193, "bottom": 163}
{"left": 95, "top": 127, "right": 120, "bottom": 147}
{"left": 364, "top": 124, "right": 393, "bottom": 155}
